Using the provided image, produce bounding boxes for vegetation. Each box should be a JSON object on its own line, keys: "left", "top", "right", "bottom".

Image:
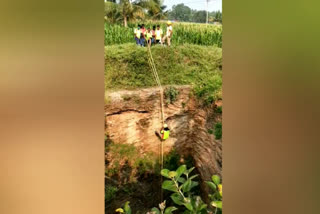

{"left": 105, "top": 22, "right": 222, "bottom": 46}
{"left": 105, "top": 44, "right": 222, "bottom": 102}
{"left": 105, "top": 1, "right": 222, "bottom": 26}
{"left": 167, "top": 3, "right": 222, "bottom": 23}
{"left": 105, "top": 142, "right": 157, "bottom": 179}
{"left": 105, "top": 0, "right": 167, "bottom": 27}
{"left": 105, "top": 185, "right": 119, "bottom": 202}
{"left": 214, "top": 122, "right": 222, "bottom": 140}
{"left": 164, "top": 86, "right": 179, "bottom": 104}
{"left": 215, "top": 106, "right": 222, "bottom": 114}
{"left": 116, "top": 166, "right": 223, "bottom": 214}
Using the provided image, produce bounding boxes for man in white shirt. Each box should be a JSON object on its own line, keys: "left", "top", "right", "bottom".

{"left": 162, "top": 21, "right": 173, "bottom": 47}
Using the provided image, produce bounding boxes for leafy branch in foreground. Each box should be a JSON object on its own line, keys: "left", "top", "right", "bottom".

{"left": 206, "top": 175, "right": 222, "bottom": 213}
{"left": 116, "top": 165, "right": 223, "bottom": 214}
{"left": 161, "top": 165, "right": 207, "bottom": 214}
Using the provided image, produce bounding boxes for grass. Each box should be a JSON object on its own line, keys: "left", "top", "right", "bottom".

{"left": 105, "top": 142, "right": 157, "bottom": 178}
{"left": 105, "top": 43, "right": 222, "bottom": 103}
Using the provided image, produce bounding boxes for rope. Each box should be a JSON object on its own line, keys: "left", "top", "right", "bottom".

{"left": 147, "top": 46, "right": 165, "bottom": 203}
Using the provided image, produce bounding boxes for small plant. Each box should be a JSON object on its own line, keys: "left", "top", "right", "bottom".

{"left": 165, "top": 86, "right": 179, "bottom": 104}
{"left": 121, "top": 94, "right": 132, "bottom": 101}
{"left": 208, "top": 129, "right": 214, "bottom": 135}
{"left": 105, "top": 185, "right": 118, "bottom": 202}
{"left": 116, "top": 201, "right": 131, "bottom": 214}
{"left": 215, "top": 106, "right": 222, "bottom": 114}
{"left": 149, "top": 200, "right": 177, "bottom": 214}
{"left": 161, "top": 165, "right": 207, "bottom": 214}
{"left": 206, "top": 175, "right": 222, "bottom": 213}
{"left": 214, "top": 122, "right": 222, "bottom": 140}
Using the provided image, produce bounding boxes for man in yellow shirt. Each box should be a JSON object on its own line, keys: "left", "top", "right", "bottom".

{"left": 146, "top": 28, "right": 153, "bottom": 47}
{"left": 155, "top": 25, "right": 163, "bottom": 44}
{"left": 155, "top": 124, "right": 170, "bottom": 141}
{"left": 134, "top": 24, "right": 141, "bottom": 45}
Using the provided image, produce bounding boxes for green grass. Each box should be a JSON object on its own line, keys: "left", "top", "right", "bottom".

{"left": 105, "top": 43, "right": 222, "bottom": 103}
{"left": 105, "top": 142, "right": 157, "bottom": 178}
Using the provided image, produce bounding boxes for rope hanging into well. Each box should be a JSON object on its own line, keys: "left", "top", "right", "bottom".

{"left": 147, "top": 46, "right": 165, "bottom": 203}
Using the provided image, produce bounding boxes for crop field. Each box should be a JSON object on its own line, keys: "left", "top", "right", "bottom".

{"left": 105, "top": 22, "right": 222, "bottom": 47}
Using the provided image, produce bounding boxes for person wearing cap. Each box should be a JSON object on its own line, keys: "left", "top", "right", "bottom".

{"left": 162, "top": 21, "right": 173, "bottom": 47}
{"left": 155, "top": 124, "right": 170, "bottom": 141}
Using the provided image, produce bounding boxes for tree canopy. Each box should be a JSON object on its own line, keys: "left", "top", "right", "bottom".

{"left": 105, "top": 1, "right": 222, "bottom": 26}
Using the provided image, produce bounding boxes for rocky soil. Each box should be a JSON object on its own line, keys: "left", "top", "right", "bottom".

{"left": 105, "top": 85, "right": 222, "bottom": 201}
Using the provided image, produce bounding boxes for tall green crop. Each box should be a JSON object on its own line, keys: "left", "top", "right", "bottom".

{"left": 105, "top": 22, "right": 222, "bottom": 47}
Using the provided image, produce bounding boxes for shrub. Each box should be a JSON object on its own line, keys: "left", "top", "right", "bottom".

{"left": 215, "top": 106, "right": 222, "bottom": 114}
{"left": 165, "top": 86, "right": 179, "bottom": 104}
{"left": 214, "top": 122, "right": 222, "bottom": 140}
{"left": 105, "top": 185, "right": 118, "bottom": 202}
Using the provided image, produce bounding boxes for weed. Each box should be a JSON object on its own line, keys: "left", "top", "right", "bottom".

{"left": 121, "top": 94, "right": 132, "bottom": 101}
{"left": 105, "top": 185, "right": 118, "bottom": 202}
{"left": 215, "top": 106, "right": 222, "bottom": 114}
{"left": 164, "top": 86, "right": 179, "bottom": 104}
{"left": 214, "top": 122, "right": 222, "bottom": 140}
{"left": 181, "top": 102, "right": 186, "bottom": 108}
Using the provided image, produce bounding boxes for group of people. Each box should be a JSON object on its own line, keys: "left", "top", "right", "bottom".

{"left": 134, "top": 21, "right": 173, "bottom": 47}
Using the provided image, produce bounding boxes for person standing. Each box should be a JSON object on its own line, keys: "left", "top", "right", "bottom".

{"left": 140, "top": 24, "right": 146, "bottom": 47}
{"left": 134, "top": 24, "right": 141, "bottom": 45}
{"left": 151, "top": 25, "right": 156, "bottom": 45}
{"left": 155, "top": 25, "right": 163, "bottom": 44}
{"left": 162, "top": 21, "right": 173, "bottom": 47}
{"left": 146, "top": 28, "right": 153, "bottom": 47}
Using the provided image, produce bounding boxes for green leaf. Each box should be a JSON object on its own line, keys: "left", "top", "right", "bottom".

{"left": 175, "top": 165, "right": 186, "bottom": 179}
{"left": 162, "top": 180, "right": 178, "bottom": 192}
{"left": 161, "top": 169, "right": 170, "bottom": 178}
{"left": 124, "top": 201, "right": 131, "bottom": 214}
{"left": 211, "top": 201, "right": 222, "bottom": 209}
{"left": 211, "top": 175, "right": 221, "bottom": 185}
{"left": 164, "top": 206, "right": 178, "bottom": 214}
{"left": 189, "top": 174, "right": 199, "bottom": 180}
{"left": 177, "top": 177, "right": 186, "bottom": 183}
{"left": 168, "top": 171, "right": 177, "bottom": 178}
{"left": 199, "top": 204, "right": 207, "bottom": 211}
{"left": 151, "top": 207, "right": 160, "bottom": 214}
{"left": 183, "top": 167, "right": 195, "bottom": 176}
{"left": 183, "top": 202, "right": 193, "bottom": 211}
{"left": 190, "top": 181, "right": 199, "bottom": 189}
{"left": 170, "top": 193, "right": 184, "bottom": 205}
{"left": 206, "top": 181, "right": 216, "bottom": 191}
{"left": 181, "top": 179, "right": 192, "bottom": 193}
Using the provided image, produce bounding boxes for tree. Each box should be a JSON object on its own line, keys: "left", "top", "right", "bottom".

{"left": 119, "top": 0, "right": 145, "bottom": 27}
{"left": 168, "top": 4, "right": 192, "bottom": 22}
{"left": 105, "top": 2, "right": 121, "bottom": 24}
{"left": 145, "top": 0, "right": 168, "bottom": 20}
{"left": 209, "top": 10, "right": 222, "bottom": 23}
{"left": 191, "top": 10, "right": 207, "bottom": 23}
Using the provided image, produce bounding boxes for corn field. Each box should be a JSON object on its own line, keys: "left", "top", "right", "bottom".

{"left": 105, "top": 22, "right": 222, "bottom": 47}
